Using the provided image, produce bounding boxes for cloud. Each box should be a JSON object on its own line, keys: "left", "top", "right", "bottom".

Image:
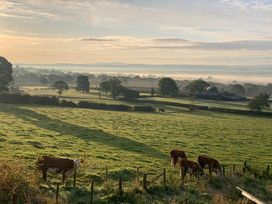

{"left": 153, "top": 38, "right": 189, "bottom": 43}
{"left": 78, "top": 37, "right": 117, "bottom": 42}
{"left": 133, "top": 39, "right": 272, "bottom": 51}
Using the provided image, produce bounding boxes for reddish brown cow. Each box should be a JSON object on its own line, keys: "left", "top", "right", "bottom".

{"left": 170, "top": 150, "right": 187, "bottom": 166}
{"left": 179, "top": 158, "right": 203, "bottom": 180}
{"left": 37, "top": 156, "right": 81, "bottom": 182}
{"left": 197, "top": 155, "right": 222, "bottom": 176}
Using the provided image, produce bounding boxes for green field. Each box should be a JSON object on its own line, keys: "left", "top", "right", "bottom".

{"left": 1, "top": 103, "right": 271, "bottom": 169}
{"left": 1, "top": 88, "right": 272, "bottom": 203}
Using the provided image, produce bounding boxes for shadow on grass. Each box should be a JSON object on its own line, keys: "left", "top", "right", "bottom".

{"left": 0, "top": 104, "right": 166, "bottom": 159}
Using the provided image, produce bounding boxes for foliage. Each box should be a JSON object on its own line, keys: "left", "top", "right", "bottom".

{"left": 76, "top": 75, "right": 90, "bottom": 93}
{"left": 0, "top": 56, "right": 13, "bottom": 93}
{"left": 52, "top": 80, "right": 69, "bottom": 96}
{"left": 248, "top": 93, "right": 270, "bottom": 111}
{"left": 60, "top": 100, "right": 78, "bottom": 107}
{"left": 119, "top": 87, "right": 140, "bottom": 100}
{"left": 100, "top": 77, "right": 122, "bottom": 100}
{"left": 186, "top": 79, "right": 210, "bottom": 96}
{"left": 229, "top": 84, "right": 246, "bottom": 96}
{"left": 133, "top": 105, "right": 156, "bottom": 112}
{"left": 78, "top": 100, "right": 132, "bottom": 111}
{"left": 158, "top": 77, "right": 178, "bottom": 97}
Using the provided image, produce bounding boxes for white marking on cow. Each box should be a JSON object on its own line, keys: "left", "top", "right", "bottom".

{"left": 47, "top": 168, "right": 59, "bottom": 174}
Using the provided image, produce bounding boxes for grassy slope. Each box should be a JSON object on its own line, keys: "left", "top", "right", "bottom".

{"left": 1, "top": 104, "right": 271, "bottom": 171}
{"left": 1, "top": 87, "right": 272, "bottom": 202}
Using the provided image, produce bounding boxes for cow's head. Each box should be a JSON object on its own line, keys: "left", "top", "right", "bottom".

{"left": 214, "top": 165, "right": 223, "bottom": 176}
{"left": 74, "top": 158, "right": 82, "bottom": 168}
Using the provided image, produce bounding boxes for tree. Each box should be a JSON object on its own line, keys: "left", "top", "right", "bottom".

{"left": 119, "top": 87, "right": 139, "bottom": 100}
{"left": 186, "top": 79, "right": 210, "bottom": 103}
{"left": 76, "top": 75, "right": 90, "bottom": 93}
{"left": 186, "top": 79, "right": 210, "bottom": 95}
{"left": 53, "top": 81, "right": 69, "bottom": 96}
{"left": 248, "top": 93, "right": 270, "bottom": 112}
{"left": 158, "top": 77, "right": 178, "bottom": 97}
{"left": 0, "top": 56, "right": 13, "bottom": 93}
{"left": 229, "top": 84, "right": 246, "bottom": 96}
{"left": 100, "top": 80, "right": 111, "bottom": 94}
{"left": 100, "top": 77, "right": 122, "bottom": 100}
{"left": 151, "top": 87, "right": 155, "bottom": 97}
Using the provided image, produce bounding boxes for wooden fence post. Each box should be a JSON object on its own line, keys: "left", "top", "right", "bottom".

{"left": 73, "top": 168, "right": 77, "bottom": 187}
{"left": 105, "top": 166, "right": 108, "bottom": 182}
{"left": 90, "top": 180, "right": 94, "bottom": 204}
{"left": 56, "top": 183, "right": 60, "bottom": 204}
{"left": 143, "top": 174, "right": 147, "bottom": 190}
{"left": 118, "top": 176, "right": 123, "bottom": 194}
{"left": 136, "top": 167, "right": 139, "bottom": 182}
{"left": 233, "top": 164, "right": 236, "bottom": 174}
{"left": 163, "top": 168, "right": 166, "bottom": 185}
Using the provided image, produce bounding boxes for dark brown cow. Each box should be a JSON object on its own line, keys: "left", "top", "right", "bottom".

{"left": 179, "top": 158, "right": 203, "bottom": 180}
{"left": 197, "top": 155, "right": 222, "bottom": 176}
{"left": 170, "top": 150, "right": 187, "bottom": 166}
{"left": 37, "top": 156, "right": 81, "bottom": 182}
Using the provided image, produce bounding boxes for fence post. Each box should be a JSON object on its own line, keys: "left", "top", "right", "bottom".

{"left": 118, "top": 176, "right": 123, "bottom": 194}
{"left": 56, "top": 182, "right": 60, "bottom": 204}
{"left": 143, "top": 174, "right": 147, "bottom": 190}
{"left": 163, "top": 168, "right": 166, "bottom": 185}
{"left": 136, "top": 167, "right": 139, "bottom": 182}
{"left": 233, "top": 164, "right": 236, "bottom": 174}
{"left": 90, "top": 180, "right": 94, "bottom": 204}
{"left": 267, "top": 165, "right": 270, "bottom": 176}
{"left": 105, "top": 166, "right": 108, "bottom": 182}
{"left": 73, "top": 168, "right": 77, "bottom": 187}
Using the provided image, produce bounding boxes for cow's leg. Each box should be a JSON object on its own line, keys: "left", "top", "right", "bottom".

{"left": 181, "top": 167, "right": 187, "bottom": 181}
{"left": 209, "top": 165, "right": 213, "bottom": 179}
{"left": 62, "top": 172, "right": 66, "bottom": 183}
{"left": 42, "top": 170, "right": 47, "bottom": 182}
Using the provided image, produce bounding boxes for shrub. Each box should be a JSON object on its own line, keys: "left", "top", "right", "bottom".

{"left": 60, "top": 100, "right": 78, "bottom": 107}
{"left": 78, "top": 101, "right": 132, "bottom": 111}
{"left": 31, "top": 95, "right": 59, "bottom": 106}
{"left": 0, "top": 159, "right": 42, "bottom": 203}
{"left": 134, "top": 106, "right": 156, "bottom": 112}
{"left": 0, "top": 93, "right": 32, "bottom": 104}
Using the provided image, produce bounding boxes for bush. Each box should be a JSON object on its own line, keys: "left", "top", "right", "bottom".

{"left": 0, "top": 93, "right": 59, "bottom": 106}
{"left": 134, "top": 106, "right": 156, "bottom": 112}
{"left": 78, "top": 101, "right": 132, "bottom": 111}
{"left": 0, "top": 93, "right": 32, "bottom": 104}
{"left": 0, "top": 159, "right": 44, "bottom": 203}
{"left": 31, "top": 95, "right": 59, "bottom": 106}
{"left": 60, "top": 100, "right": 78, "bottom": 107}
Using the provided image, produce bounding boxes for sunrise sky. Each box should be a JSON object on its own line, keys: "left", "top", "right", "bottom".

{"left": 0, "top": 0, "right": 272, "bottom": 65}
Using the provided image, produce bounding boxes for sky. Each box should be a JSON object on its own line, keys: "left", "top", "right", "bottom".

{"left": 0, "top": 0, "right": 272, "bottom": 65}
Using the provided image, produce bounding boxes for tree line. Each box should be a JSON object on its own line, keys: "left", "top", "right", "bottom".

{"left": 1, "top": 56, "right": 271, "bottom": 112}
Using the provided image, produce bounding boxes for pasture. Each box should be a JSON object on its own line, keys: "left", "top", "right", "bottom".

{"left": 0, "top": 88, "right": 272, "bottom": 203}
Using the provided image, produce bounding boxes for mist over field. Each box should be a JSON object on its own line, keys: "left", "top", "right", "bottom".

{"left": 18, "top": 63, "right": 272, "bottom": 84}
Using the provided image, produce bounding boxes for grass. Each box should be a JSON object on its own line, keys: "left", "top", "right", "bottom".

{"left": 1, "top": 87, "right": 272, "bottom": 203}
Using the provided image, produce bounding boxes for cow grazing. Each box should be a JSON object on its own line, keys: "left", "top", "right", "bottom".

{"left": 198, "top": 155, "right": 222, "bottom": 177}
{"left": 170, "top": 150, "right": 187, "bottom": 166}
{"left": 158, "top": 108, "right": 165, "bottom": 112}
{"left": 37, "top": 156, "right": 81, "bottom": 183}
{"left": 179, "top": 158, "right": 203, "bottom": 180}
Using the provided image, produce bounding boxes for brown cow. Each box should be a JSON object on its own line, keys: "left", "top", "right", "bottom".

{"left": 179, "top": 158, "right": 203, "bottom": 180}
{"left": 197, "top": 155, "right": 222, "bottom": 177}
{"left": 37, "top": 156, "right": 81, "bottom": 183}
{"left": 170, "top": 150, "right": 187, "bottom": 166}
